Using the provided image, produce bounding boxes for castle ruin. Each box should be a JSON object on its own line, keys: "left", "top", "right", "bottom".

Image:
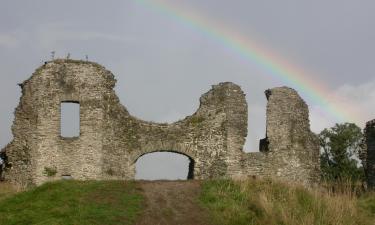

{"left": 2, "top": 59, "right": 320, "bottom": 187}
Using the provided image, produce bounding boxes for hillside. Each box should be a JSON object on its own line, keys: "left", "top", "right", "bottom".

{"left": 0, "top": 179, "right": 374, "bottom": 225}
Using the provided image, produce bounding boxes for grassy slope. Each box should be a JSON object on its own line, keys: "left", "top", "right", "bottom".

{"left": 0, "top": 179, "right": 374, "bottom": 225}
{"left": 0, "top": 180, "right": 143, "bottom": 225}
{"left": 200, "top": 179, "right": 375, "bottom": 225}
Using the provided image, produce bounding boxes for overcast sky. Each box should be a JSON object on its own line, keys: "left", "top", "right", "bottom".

{"left": 1, "top": 0, "right": 374, "bottom": 179}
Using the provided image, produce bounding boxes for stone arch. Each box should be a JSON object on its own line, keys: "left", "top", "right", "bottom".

{"left": 128, "top": 140, "right": 198, "bottom": 164}
{"left": 128, "top": 141, "right": 198, "bottom": 180}
{"left": 134, "top": 150, "right": 195, "bottom": 179}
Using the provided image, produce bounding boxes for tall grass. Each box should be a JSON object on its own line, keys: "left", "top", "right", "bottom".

{"left": 200, "top": 179, "right": 375, "bottom": 225}
{"left": 0, "top": 182, "right": 18, "bottom": 201}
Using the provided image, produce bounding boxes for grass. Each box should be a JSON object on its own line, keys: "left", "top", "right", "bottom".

{"left": 359, "top": 192, "right": 375, "bottom": 217}
{"left": 1, "top": 179, "right": 374, "bottom": 225}
{"left": 0, "top": 182, "right": 18, "bottom": 201}
{"left": 0, "top": 180, "right": 144, "bottom": 225}
{"left": 200, "top": 179, "right": 375, "bottom": 225}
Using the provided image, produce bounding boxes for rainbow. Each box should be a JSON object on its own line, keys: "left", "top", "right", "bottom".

{"left": 133, "top": 0, "right": 363, "bottom": 123}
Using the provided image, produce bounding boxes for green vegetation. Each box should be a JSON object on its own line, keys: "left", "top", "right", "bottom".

{"left": 359, "top": 192, "right": 375, "bottom": 216}
{"left": 200, "top": 179, "right": 375, "bottom": 225}
{"left": 43, "top": 166, "right": 57, "bottom": 177}
{"left": 0, "top": 180, "right": 143, "bottom": 225}
{"left": 1, "top": 178, "right": 374, "bottom": 225}
{"left": 0, "top": 183, "right": 18, "bottom": 201}
{"left": 189, "top": 116, "right": 205, "bottom": 126}
{"left": 319, "top": 123, "right": 365, "bottom": 182}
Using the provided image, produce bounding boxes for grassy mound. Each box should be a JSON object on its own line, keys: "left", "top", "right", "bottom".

{"left": 1, "top": 179, "right": 374, "bottom": 225}
{"left": 200, "top": 179, "right": 375, "bottom": 225}
{"left": 0, "top": 180, "right": 143, "bottom": 225}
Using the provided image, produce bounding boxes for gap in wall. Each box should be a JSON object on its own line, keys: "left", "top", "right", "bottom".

{"left": 135, "top": 152, "right": 193, "bottom": 180}
{"left": 60, "top": 102, "right": 80, "bottom": 137}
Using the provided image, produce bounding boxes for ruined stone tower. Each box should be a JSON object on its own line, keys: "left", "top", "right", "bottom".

{"left": 2, "top": 59, "right": 320, "bottom": 187}
{"left": 362, "top": 119, "right": 375, "bottom": 188}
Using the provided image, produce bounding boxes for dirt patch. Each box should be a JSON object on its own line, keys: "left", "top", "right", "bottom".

{"left": 135, "top": 180, "right": 212, "bottom": 225}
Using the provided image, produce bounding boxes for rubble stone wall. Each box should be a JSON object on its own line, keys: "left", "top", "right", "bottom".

{"left": 2, "top": 60, "right": 320, "bottom": 186}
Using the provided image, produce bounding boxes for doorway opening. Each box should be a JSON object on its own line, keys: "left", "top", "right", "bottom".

{"left": 135, "top": 151, "right": 194, "bottom": 180}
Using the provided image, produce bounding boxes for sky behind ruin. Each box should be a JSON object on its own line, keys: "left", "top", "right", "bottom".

{"left": 1, "top": 0, "right": 374, "bottom": 179}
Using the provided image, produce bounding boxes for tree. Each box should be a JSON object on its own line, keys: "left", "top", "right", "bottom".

{"left": 319, "top": 123, "right": 364, "bottom": 182}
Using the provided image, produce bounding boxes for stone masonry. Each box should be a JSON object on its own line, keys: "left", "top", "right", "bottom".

{"left": 362, "top": 120, "right": 375, "bottom": 188}
{"left": 2, "top": 59, "right": 320, "bottom": 187}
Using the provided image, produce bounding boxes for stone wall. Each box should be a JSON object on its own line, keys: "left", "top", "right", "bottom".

{"left": 2, "top": 59, "right": 320, "bottom": 187}
{"left": 236, "top": 87, "right": 320, "bottom": 186}
{"left": 363, "top": 119, "right": 375, "bottom": 188}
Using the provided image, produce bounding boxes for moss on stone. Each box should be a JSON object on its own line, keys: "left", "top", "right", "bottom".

{"left": 189, "top": 116, "right": 205, "bottom": 126}
{"left": 43, "top": 167, "right": 57, "bottom": 177}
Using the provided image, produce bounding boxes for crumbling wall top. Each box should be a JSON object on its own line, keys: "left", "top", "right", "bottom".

{"left": 2, "top": 59, "right": 320, "bottom": 187}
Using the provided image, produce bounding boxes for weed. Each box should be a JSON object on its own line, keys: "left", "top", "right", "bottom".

{"left": 43, "top": 167, "right": 57, "bottom": 177}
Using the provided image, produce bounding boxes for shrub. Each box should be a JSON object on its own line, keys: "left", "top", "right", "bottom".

{"left": 43, "top": 167, "right": 57, "bottom": 177}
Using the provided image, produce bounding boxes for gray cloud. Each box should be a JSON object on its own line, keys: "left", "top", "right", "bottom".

{"left": 0, "top": 34, "right": 19, "bottom": 48}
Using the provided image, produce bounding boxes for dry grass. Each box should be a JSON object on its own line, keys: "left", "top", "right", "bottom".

{"left": 200, "top": 179, "right": 375, "bottom": 225}
{"left": 0, "top": 182, "right": 18, "bottom": 201}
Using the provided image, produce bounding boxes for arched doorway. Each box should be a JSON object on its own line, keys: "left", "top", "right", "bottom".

{"left": 135, "top": 151, "right": 195, "bottom": 180}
